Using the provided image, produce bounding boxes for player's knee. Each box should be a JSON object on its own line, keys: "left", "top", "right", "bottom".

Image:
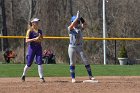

{"left": 38, "top": 63, "right": 42, "bottom": 65}
{"left": 70, "top": 62, "right": 75, "bottom": 66}
{"left": 37, "top": 61, "right": 43, "bottom": 65}
{"left": 27, "top": 64, "right": 32, "bottom": 67}
{"left": 27, "top": 62, "right": 33, "bottom": 67}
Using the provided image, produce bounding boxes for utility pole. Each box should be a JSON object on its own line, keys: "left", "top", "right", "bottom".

{"left": 1, "top": 0, "right": 9, "bottom": 50}
{"left": 103, "top": 0, "right": 106, "bottom": 65}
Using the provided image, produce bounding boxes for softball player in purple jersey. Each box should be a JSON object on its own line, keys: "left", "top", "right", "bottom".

{"left": 68, "top": 11, "right": 95, "bottom": 83}
{"left": 21, "top": 18, "right": 45, "bottom": 82}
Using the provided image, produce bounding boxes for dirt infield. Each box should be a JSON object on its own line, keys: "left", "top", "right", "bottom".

{"left": 0, "top": 76, "right": 140, "bottom": 93}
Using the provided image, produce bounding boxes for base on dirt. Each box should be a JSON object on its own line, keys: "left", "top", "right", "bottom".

{"left": 83, "top": 80, "right": 98, "bottom": 83}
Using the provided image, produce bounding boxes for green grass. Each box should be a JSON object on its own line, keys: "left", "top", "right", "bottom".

{"left": 0, "top": 64, "right": 140, "bottom": 77}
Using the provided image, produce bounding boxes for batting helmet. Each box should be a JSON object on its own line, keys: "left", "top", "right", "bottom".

{"left": 71, "top": 16, "right": 77, "bottom": 22}
{"left": 71, "top": 16, "right": 81, "bottom": 24}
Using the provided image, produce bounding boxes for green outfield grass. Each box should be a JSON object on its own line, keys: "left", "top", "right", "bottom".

{"left": 0, "top": 64, "right": 140, "bottom": 77}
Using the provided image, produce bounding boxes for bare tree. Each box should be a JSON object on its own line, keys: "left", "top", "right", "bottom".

{"left": 1, "top": 0, "right": 9, "bottom": 50}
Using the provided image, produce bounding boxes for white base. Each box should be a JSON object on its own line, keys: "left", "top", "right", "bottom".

{"left": 83, "top": 80, "right": 98, "bottom": 83}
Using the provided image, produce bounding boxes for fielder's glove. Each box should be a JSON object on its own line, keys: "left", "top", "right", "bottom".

{"left": 80, "top": 17, "right": 85, "bottom": 23}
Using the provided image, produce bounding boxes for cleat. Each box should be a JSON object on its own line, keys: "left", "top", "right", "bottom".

{"left": 21, "top": 76, "right": 25, "bottom": 82}
{"left": 89, "top": 76, "right": 95, "bottom": 80}
{"left": 72, "top": 78, "right": 76, "bottom": 83}
{"left": 40, "top": 78, "right": 45, "bottom": 83}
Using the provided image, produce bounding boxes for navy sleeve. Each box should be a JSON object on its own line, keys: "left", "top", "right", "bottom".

{"left": 38, "top": 29, "right": 43, "bottom": 35}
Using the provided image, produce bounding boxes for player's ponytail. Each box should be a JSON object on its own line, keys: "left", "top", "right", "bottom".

{"left": 27, "top": 22, "right": 33, "bottom": 31}
{"left": 29, "top": 22, "right": 32, "bottom": 27}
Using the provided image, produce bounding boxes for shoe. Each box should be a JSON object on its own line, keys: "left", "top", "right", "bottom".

{"left": 72, "top": 78, "right": 76, "bottom": 83}
{"left": 40, "top": 78, "right": 45, "bottom": 83}
{"left": 21, "top": 76, "right": 25, "bottom": 82}
{"left": 89, "top": 76, "right": 95, "bottom": 80}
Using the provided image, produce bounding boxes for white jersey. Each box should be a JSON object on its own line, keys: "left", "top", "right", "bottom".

{"left": 68, "top": 26, "right": 83, "bottom": 47}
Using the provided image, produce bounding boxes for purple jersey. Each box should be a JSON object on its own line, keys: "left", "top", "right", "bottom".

{"left": 26, "top": 29, "right": 43, "bottom": 67}
{"left": 28, "top": 29, "right": 42, "bottom": 47}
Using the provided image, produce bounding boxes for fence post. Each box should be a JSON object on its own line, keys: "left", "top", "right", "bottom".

{"left": 24, "top": 38, "right": 26, "bottom": 64}
{"left": 115, "top": 40, "right": 117, "bottom": 64}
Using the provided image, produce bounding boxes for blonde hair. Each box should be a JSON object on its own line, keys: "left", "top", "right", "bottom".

{"left": 26, "top": 23, "right": 32, "bottom": 32}
{"left": 27, "top": 18, "right": 34, "bottom": 30}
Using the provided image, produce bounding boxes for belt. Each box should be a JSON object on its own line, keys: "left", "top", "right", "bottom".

{"left": 69, "top": 43, "right": 82, "bottom": 45}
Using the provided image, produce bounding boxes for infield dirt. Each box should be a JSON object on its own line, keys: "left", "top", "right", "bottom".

{"left": 0, "top": 76, "right": 140, "bottom": 93}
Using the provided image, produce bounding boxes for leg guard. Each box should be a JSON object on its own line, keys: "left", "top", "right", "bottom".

{"left": 70, "top": 66, "right": 75, "bottom": 79}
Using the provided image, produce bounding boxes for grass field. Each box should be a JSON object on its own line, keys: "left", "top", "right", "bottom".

{"left": 0, "top": 63, "right": 140, "bottom": 77}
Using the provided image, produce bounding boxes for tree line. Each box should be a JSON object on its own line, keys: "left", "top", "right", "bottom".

{"left": 0, "top": 0, "right": 140, "bottom": 64}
